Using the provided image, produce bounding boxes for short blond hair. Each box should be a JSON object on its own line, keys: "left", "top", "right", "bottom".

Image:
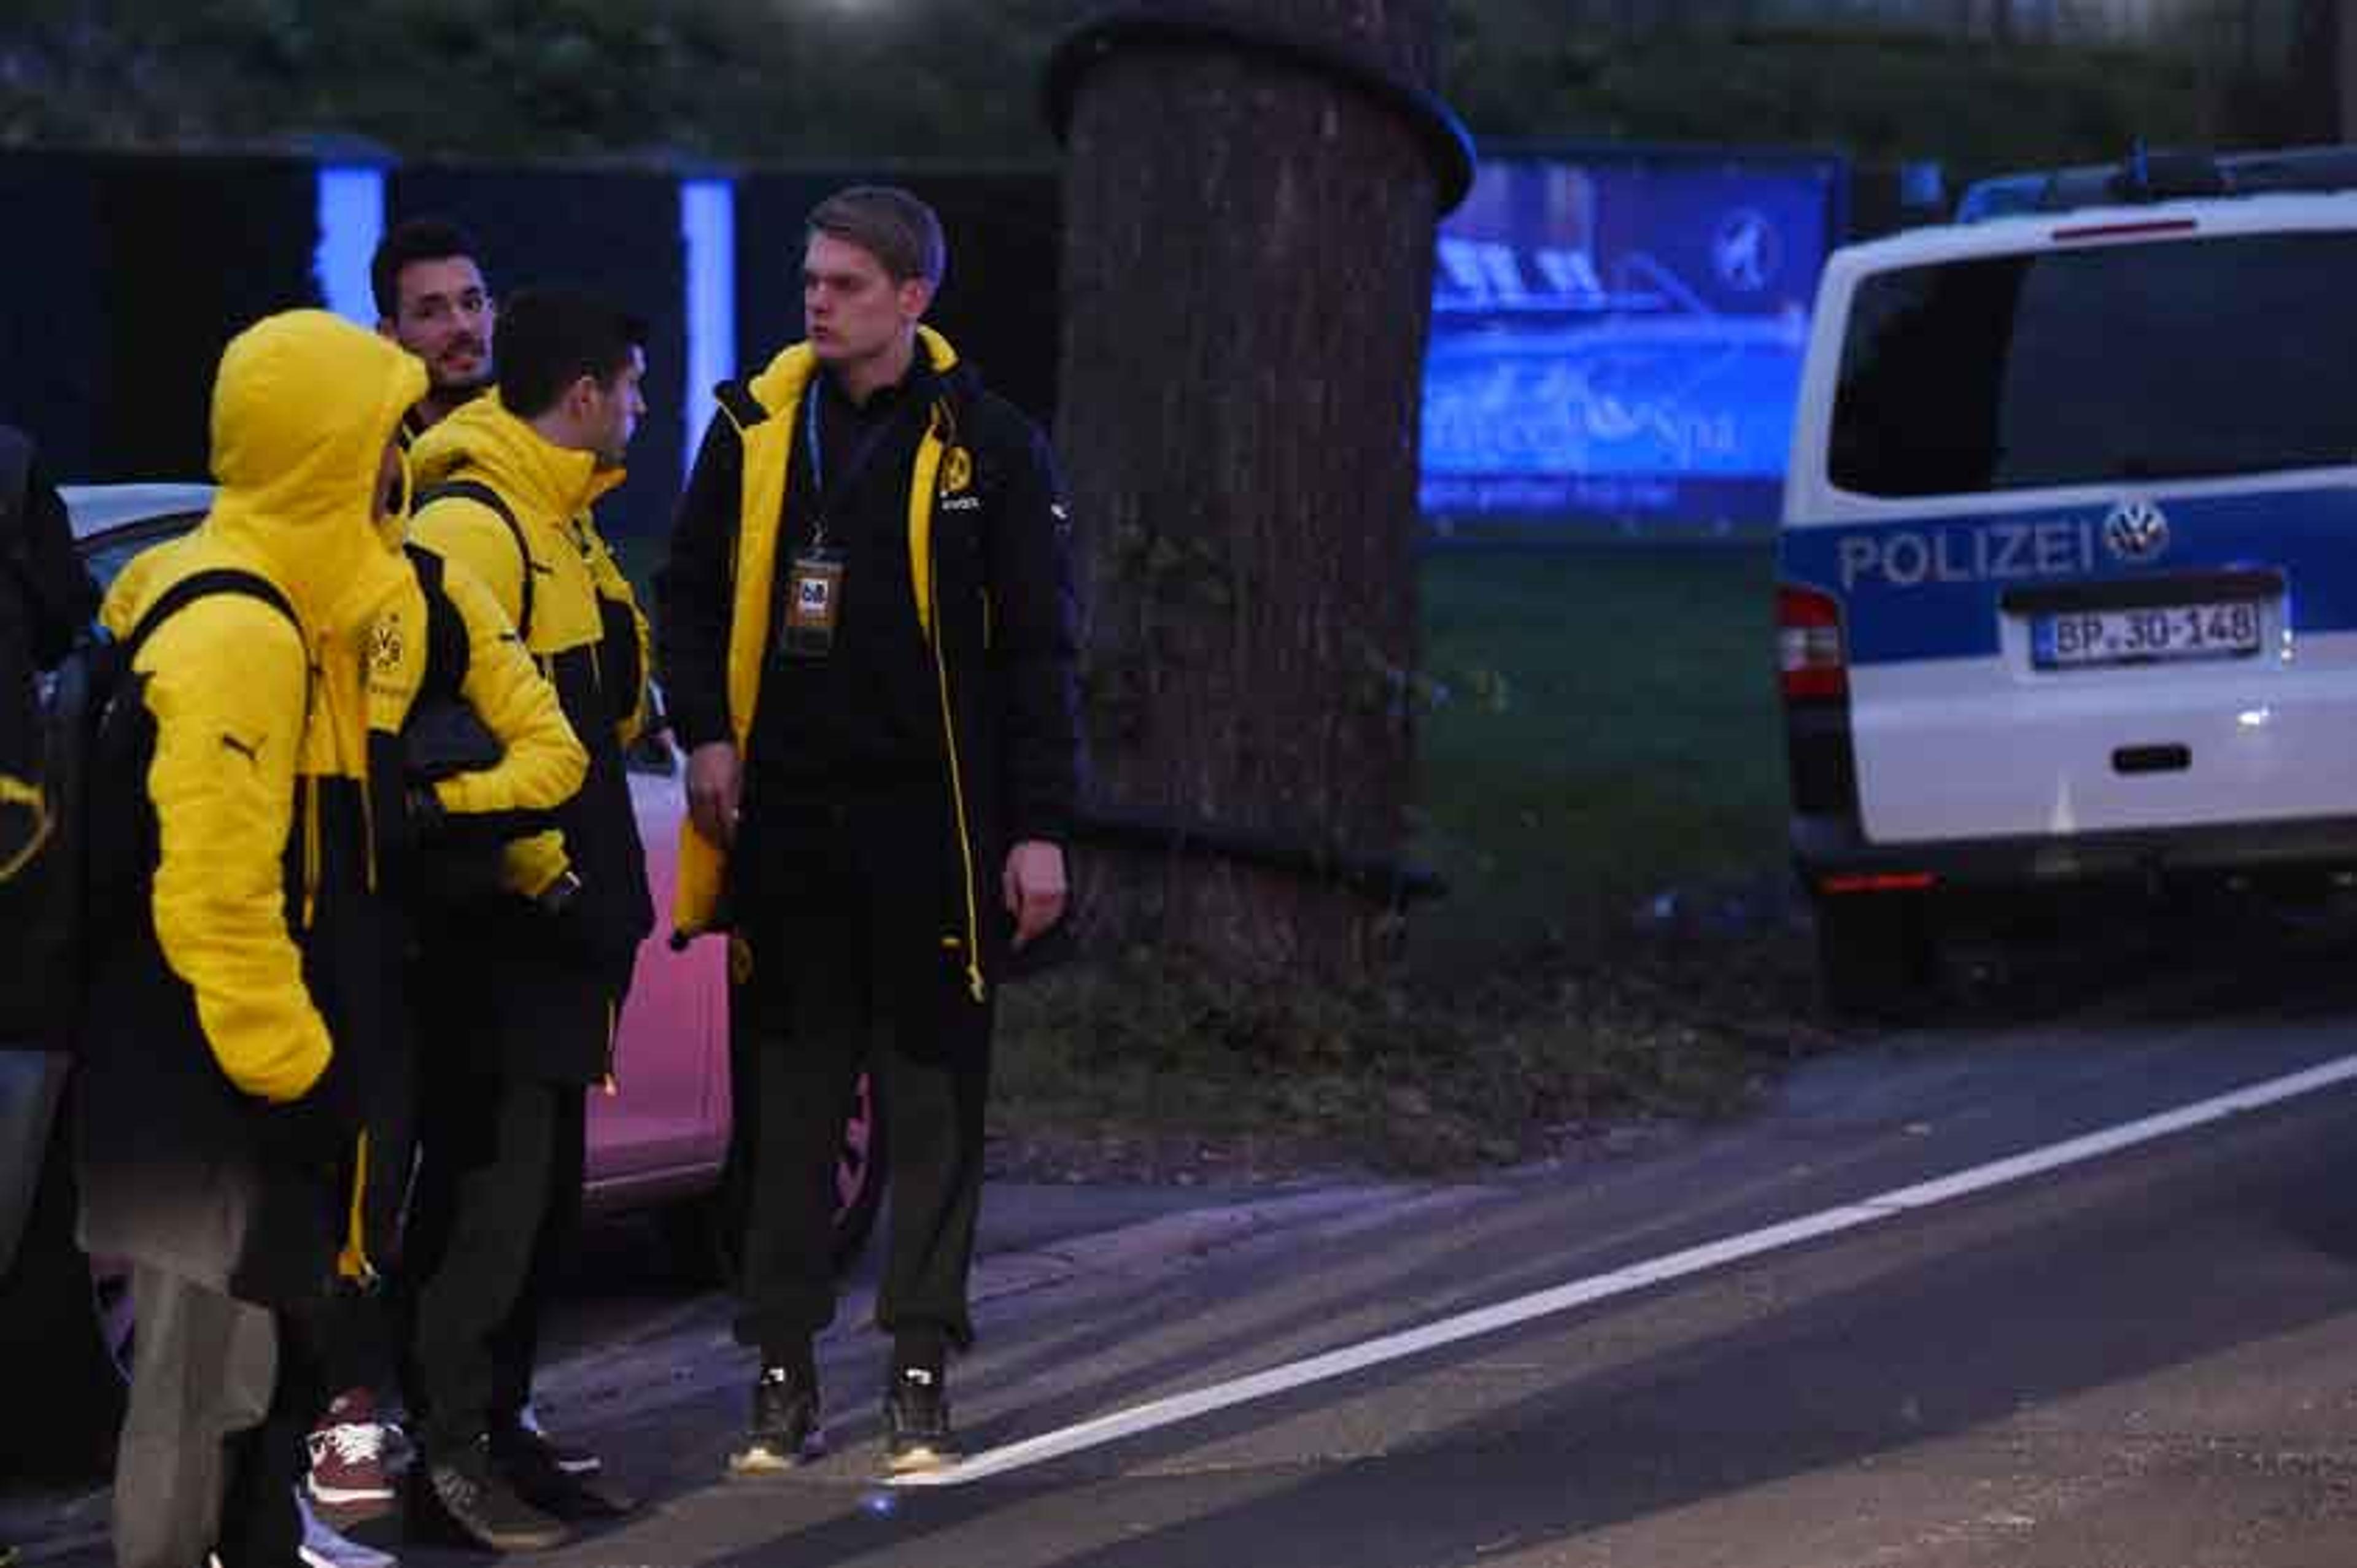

{"left": 808, "top": 186, "right": 945, "bottom": 288}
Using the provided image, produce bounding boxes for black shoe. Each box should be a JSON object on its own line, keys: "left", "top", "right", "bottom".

{"left": 490, "top": 1422, "right": 638, "bottom": 1520}
{"left": 726, "top": 1367, "right": 825, "bottom": 1477}
{"left": 883, "top": 1365, "right": 961, "bottom": 1475}
{"left": 408, "top": 1438, "right": 570, "bottom": 1551}
{"left": 512, "top": 1406, "right": 600, "bottom": 1475}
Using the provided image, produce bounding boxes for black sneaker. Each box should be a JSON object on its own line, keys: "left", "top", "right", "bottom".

{"left": 490, "top": 1421, "right": 638, "bottom": 1520}
{"left": 883, "top": 1365, "right": 960, "bottom": 1474}
{"left": 516, "top": 1405, "right": 600, "bottom": 1475}
{"left": 726, "top": 1367, "right": 826, "bottom": 1477}
{"left": 408, "top": 1437, "right": 570, "bottom": 1552}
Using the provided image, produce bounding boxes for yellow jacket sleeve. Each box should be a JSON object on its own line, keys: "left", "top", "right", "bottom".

{"left": 427, "top": 559, "right": 586, "bottom": 819}
{"left": 139, "top": 600, "right": 331, "bottom": 1103}
{"left": 411, "top": 500, "right": 529, "bottom": 634}
{"left": 575, "top": 513, "right": 654, "bottom": 746}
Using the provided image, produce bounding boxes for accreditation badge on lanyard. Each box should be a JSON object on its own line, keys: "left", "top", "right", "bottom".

{"left": 778, "top": 384, "right": 902, "bottom": 661}
{"left": 780, "top": 543, "right": 844, "bottom": 659}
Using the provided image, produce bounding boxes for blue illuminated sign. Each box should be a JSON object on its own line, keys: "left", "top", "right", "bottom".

{"left": 1420, "top": 150, "right": 1844, "bottom": 530}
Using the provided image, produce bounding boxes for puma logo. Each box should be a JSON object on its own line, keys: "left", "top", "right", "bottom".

{"left": 220, "top": 733, "right": 265, "bottom": 766}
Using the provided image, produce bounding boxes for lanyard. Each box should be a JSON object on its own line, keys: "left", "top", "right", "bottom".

{"left": 803, "top": 381, "right": 913, "bottom": 548}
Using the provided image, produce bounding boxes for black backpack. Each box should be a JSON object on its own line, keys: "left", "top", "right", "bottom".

{"left": 0, "top": 567, "right": 301, "bottom": 1046}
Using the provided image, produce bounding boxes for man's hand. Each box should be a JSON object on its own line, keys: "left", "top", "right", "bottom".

{"left": 1002, "top": 840, "right": 1067, "bottom": 951}
{"left": 686, "top": 741, "right": 742, "bottom": 849}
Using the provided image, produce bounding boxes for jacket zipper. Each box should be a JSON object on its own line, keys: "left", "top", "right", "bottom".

{"left": 923, "top": 443, "right": 988, "bottom": 1004}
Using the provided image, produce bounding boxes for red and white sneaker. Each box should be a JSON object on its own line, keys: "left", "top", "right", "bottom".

{"left": 305, "top": 1389, "right": 397, "bottom": 1510}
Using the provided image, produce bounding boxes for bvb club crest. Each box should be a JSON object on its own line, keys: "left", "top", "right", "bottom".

{"left": 940, "top": 445, "right": 973, "bottom": 495}
{"left": 369, "top": 617, "right": 405, "bottom": 675}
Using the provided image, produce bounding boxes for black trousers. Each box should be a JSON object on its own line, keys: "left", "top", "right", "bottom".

{"left": 113, "top": 1264, "right": 315, "bottom": 1568}
{"left": 312, "top": 1103, "right": 415, "bottom": 1402}
{"left": 403, "top": 1071, "right": 584, "bottom": 1459}
{"left": 731, "top": 782, "right": 994, "bottom": 1363}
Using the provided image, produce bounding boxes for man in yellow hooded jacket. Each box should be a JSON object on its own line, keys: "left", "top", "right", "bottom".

{"left": 77, "top": 310, "right": 427, "bottom": 1568}
{"left": 401, "top": 285, "right": 654, "bottom": 1542}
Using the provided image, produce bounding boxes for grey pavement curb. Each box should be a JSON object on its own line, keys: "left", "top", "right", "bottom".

{"left": 525, "top": 1179, "right": 1497, "bottom": 1435}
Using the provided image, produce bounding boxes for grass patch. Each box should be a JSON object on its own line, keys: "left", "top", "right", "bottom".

{"left": 992, "top": 949, "right": 1788, "bottom": 1184}
{"left": 1410, "top": 544, "right": 1790, "bottom": 979}
{"left": 991, "top": 544, "right": 1823, "bottom": 1183}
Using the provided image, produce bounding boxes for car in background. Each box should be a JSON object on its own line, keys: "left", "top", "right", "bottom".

{"left": 0, "top": 483, "right": 882, "bottom": 1475}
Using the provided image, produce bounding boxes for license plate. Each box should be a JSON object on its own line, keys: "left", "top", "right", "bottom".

{"left": 2031, "top": 600, "right": 2264, "bottom": 669}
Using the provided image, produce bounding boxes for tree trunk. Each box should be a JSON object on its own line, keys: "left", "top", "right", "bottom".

{"left": 2337, "top": 0, "right": 2357, "bottom": 139}
{"left": 1053, "top": 1, "right": 1451, "bottom": 981}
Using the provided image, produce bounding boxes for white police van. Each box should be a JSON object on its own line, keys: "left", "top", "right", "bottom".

{"left": 1778, "top": 146, "right": 2357, "bottom": 1012}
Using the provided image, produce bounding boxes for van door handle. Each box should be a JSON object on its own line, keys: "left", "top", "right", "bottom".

{"left": 2113, "top": 744, "right": 2191, "bottom": 774}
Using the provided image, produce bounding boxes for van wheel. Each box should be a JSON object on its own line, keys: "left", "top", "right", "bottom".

{"left": 0, "top": 1109, "right": 126, "bottom": 1480}
{"left": 1814, "top": 892, "right": 1935, "bottom": 1021}
{"left": 660, "top": 1070, "right": 888, "bottom": 1284}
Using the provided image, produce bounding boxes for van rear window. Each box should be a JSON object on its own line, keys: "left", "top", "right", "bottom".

{"left": 1829, "top": 232, "right": 2357, "bottom": 498}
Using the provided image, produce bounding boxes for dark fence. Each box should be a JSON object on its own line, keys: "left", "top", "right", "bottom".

{"left": 0, "top": 149, "right": 1063, "bottom": 551}
{"left": 1, "top": 152, "right": 320, "bottom": 485}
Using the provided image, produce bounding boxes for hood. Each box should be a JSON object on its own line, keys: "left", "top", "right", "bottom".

{"left": 203, "top": 309, "right": 426, "bottom": 637}
{"left": 407, "top": 392, "right": 622, "bottom": 528}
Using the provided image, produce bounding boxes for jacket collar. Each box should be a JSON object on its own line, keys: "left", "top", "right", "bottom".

{"left": 406, "top": 392, "right": 623, "bottom": 529}
{"left": 746, "top": 325, "right": 960, "bottom": 423}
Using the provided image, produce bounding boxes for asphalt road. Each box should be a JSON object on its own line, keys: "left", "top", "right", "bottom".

{"left": 23, "top": 906, "right": 2357, "bottom": 1566}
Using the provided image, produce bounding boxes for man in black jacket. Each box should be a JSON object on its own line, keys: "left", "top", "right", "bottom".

{"left": 0, "top": 428, "right": 93, "bottom": 1568}
{"left": 657, "top": 185, "right": 1080, "bottom": 1475}
{"left": 0, "top": 425, "right": 96, "bottom": 887}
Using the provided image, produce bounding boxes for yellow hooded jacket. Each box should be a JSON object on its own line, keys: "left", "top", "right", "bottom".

{"left": 80, "top": 311, "right": 425, "bottom": 1303}
{"left": 409, "top": 395, "right": 649, "bottom": 897}
{"left": 101, "top": 315, "right": 422, "bottom": 1102}
{"left": 405, "top": 393, "right": 656, "bottom": 1086}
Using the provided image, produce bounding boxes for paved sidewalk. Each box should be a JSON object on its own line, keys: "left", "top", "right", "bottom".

{"left": 1, "top": 1175, "right": 1447, "bottom": 1564}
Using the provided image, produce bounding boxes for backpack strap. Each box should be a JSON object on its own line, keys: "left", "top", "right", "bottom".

{"left": 413, "top": 479, "right": 535, "bottom": 644}
{"left": 402, "top": 543, "right": 471, "bottom": 701}
{"left": 123, "top": 569, "right": 309, "bottom": 716}
{"left": 125, "top": 569, "right": 300, "bottom": 657}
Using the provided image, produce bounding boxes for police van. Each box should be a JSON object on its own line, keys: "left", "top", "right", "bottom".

{"left": 1778, "top": 146, "right": 2357, "bottom": 1013}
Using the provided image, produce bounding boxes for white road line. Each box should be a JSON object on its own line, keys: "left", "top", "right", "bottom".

{"left": 897, "top": 1052, "right": 2357, "bottom": 1488}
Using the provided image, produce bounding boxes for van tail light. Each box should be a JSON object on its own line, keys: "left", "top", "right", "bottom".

{"left": 1778, "top": 584, "right": 1848, "bottom": 701}
{"left": 1820, "top": 871, "right": 1937, "bottom": 895}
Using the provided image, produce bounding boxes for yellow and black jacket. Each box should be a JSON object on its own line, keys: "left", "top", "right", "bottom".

{"left": 358, "top": 535, "right": 586, "bottom": 1268}
{"left": 77, "top": 312, "right": 427, "bottom": 1305}
{"left": 407, "top": 394, "right": 654, "bottom": 1083}
{"left": 657, "top": 327, "right": 1081, "bottom": 997}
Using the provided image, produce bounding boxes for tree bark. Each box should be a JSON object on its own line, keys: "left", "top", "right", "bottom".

{"left": 2336, "top": 0, "right": 2357, "bottom": 139}
{"left": 1053, "top": 0, "right": 1450, "bottom": 980}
